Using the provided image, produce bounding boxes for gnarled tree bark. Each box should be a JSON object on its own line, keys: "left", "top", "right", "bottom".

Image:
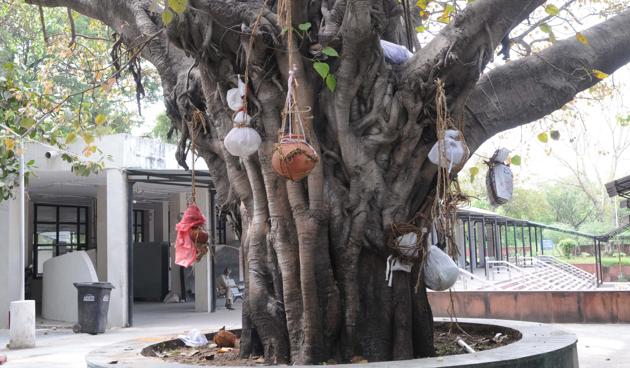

{"left": 27, "top": 0, "right": 630, "bottom": 364}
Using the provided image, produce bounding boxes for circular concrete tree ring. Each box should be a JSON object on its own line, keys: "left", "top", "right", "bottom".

{"left": 86, "top": 318, "right": 578, "bottom": 368}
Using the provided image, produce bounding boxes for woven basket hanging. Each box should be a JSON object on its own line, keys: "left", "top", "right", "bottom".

{"left": 271, "top": 68, "right": 319, "bottom": 181}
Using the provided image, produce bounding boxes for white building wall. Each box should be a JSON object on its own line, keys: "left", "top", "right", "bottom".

{"left": 194, "top": 190, "right": 212, "bottom": 312}
{"left": 96, "top": 186, "right": 108, "bottom": 281}
{"left": 0, "top": 196, "right": 23, "bottom": 329}
{"left": 105, "top": 169, "right": 129, "bottom": 327}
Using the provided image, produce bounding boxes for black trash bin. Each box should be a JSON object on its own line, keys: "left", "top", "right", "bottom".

{"left": 73, "top": 282, "right": 115, "bottom": 335}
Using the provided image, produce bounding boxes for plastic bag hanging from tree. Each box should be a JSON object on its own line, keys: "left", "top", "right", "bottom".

{"left": 428, "top": 129, "right": 469, "bottom": 174}
{"left": 423, "top": 245, "right": 459, "bottom": 291}
{"left": 175, "top": 203, "right": 209, "bottom": 268}
{"left": 486, "top": 148, "right": 513, "bottom": 205}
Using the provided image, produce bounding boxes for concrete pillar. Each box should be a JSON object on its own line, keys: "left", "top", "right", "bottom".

{"left": 456, "top": 220, "right": 466, "bottom": 268}
{"left": 194, "top": 190, "right": 211, "bottom": 312}
{"left": 161, "top": 201, "right": 169, "bottom": 244}
{"left": 105, "top": 169, "right": 128, "bottom": 327}
{"left": 8, "top": 300, "right": 35, "bottom": 348}
{"left": 148, "top": 209, "right": 155, "bottom": 242}
{"left": 0, "top": 196, "right": 22, "bottom": 329}
{"left": 168, "top": 193, "right": 186, "bottom": 298}
{"left": 96, "top": 186, "right": 108, "bottom": 281}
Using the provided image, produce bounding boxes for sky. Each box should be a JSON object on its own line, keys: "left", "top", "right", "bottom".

{"left": 465, "top": 64, "right": 630, "bottom": 189}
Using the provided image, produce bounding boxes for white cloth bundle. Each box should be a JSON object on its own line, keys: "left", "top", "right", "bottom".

{"left": 380, "top": 40, "right": 413, "bottom": 65}
{"left": 224, "top": 126, "right": 261, "bottom": 157}
{"left": 385, "top": 255, "right": 413, "bottom": 287}
{"left": 233, "top": 111, "right": 252, "bottom": 125}
{"left": 423, "top": 245, "right": 459, "bottom": 291}
{"left": 226, "top": 78, "right": 247, "bottom": 112}
{"left": 428, "top": 129, "right": 468, "bottom": 174}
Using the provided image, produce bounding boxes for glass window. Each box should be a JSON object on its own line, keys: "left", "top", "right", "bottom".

{"left": 133, "top": 210, "right": 145, "bottom": 243}
{"left": 59, "top": 207, "right": 78, "bottom": 223}
{"left": 37, "top": 206, "right": 57, "bottom": 222}
{"left": 33, "top": 204, "right": 89, "bottom": 276}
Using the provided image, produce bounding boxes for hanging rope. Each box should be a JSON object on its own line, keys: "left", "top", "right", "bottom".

{"left": 277, "top": 0, "right": 309, "bottom": 143}
{"left": 187, "top": 109, "right": 205, "bottom": 204}
{"left": 431, "top": 80, "right": 469, "bottom": 259}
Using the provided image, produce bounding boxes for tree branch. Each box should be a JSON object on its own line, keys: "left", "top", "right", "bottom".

{"left": 464, "top": 7, "right": 630, "bottom": 150}
{"left": 401, "top": 0, "right": 544, "bottom": 117}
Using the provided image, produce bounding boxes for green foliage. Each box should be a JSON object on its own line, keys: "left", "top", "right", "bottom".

{"left": 321, "top": 46, "right": 339, "bottom": 57}
{"left": 497, "top": 187, "right": 555, "bottom": 223}
{"left": 558, "top": 238, "right": 578, "bottom": 258}
{"left": 545, "top": 184, "right": 594, "bottom": 230}
{"left": 510, "top": 154, "right": 521, "bottom": 166}
{"left": 313, "top": 57, "right": 337, "bottom": 92}
{"left": 152, "top": 113, "right": 178, "bottom": 144}
{"left": 0, "top": 3, "right": 159, "bottom": 200}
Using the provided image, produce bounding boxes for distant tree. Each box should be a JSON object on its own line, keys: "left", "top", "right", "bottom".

{"left": 497, "top": 187, "right": 554, "bottom": 224}
{"left": 545, "top": 183, "right": 595, "bottom": 230}
{"left": 0, "top": 2, "right": 159, "bottom": 199}
{"left": 151, "top": 113, "right": 178, "bottom": 144}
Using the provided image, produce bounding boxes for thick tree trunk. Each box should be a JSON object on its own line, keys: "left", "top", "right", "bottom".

{"left": 27, "top": 0, "right": 630, "bottom": 364}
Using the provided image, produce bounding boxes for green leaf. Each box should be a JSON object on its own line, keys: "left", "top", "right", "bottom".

{"left": 65, "top": 132, "right": 77, "bottom": 144}
{"left": 83, "top": 133, "right": 95, "bottom": 145}
{"left": 162, "top": 8, "right": 174, "bottom": 25}
{"left": 469, "top": 166, "right": 479, "bottom": 182}
{"left": 95, "top": 114, "right": 107, "bottom": 126}
{"left": 325, "top": 74, "right": 336, "bottom": 92}
{"left": 539, "top": 23, "right": 552, "bottom": 34}
{"left": 168, "top": 0, "right": 188, "bottom": 14}
{"left": 545, "top": 4, "right": 560, "bottom": 16}
{"left": 437, "top": 12, "right": 450, "bottom": 24}
{"left": 592, "top": 69, "right": 609, "bottom": 80}
{"left": 510, "top": 155, "right": 521, "bottom": 166}
{"left": 415, "top": 25, "right": 426, "bottom": 33}
{"left": 322, "top": 46, "right": 339, "bottom": 57}
{"left": 537, "top": 132, "right": 548, "bottom": 143}
{"left": 550, "top": 130, "right": 560, "bottom": 140}
{"left": 313, "top": 62, "right": 330, "bottom": 79}
{"left": 20, "top": 117, "right": 35, "bottom": 128}
{"left": 575, "top": 32, "right": 589, "bottom": 46}
{"left": 298, "top": 22, "right": 311, "bottom": 32}
{"left": 4, "top": 138, "right": 15, "bottom": 151}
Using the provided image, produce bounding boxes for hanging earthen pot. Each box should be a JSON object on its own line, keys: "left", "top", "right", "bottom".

{"left": 272, "top": 134, "right": 319, "bottom": 181}
{"left": 190, "top": 226, "right": 209, "bottom": 245}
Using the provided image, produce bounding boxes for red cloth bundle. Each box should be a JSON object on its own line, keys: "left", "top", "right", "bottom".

{"left": 175, "top": 204, "right": 207, "bottom": 268}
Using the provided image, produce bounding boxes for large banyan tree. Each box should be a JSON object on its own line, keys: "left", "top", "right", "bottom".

{"left": 28, "top": 0, "right": 630, "bottom": 364}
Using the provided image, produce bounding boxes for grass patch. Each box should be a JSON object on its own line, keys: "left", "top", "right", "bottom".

{"left": 558, "top": 256, "right": 630, "bottom": 267}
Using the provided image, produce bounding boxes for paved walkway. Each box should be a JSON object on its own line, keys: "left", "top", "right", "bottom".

{"left": 0, "top": 302, "right": 242, "bottom": 367}
{"left": 1, "top": 304, "right": 628, "bottom": 367}
{"left": 553, "top": 323, "right": 630, "bottom": 368}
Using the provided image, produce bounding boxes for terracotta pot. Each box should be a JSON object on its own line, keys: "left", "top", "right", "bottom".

{"left": 190, "top": 226, "right": 209, "bottom": 244}
{"left": 195, "top": 243, "right": 208, "bottom": 261}
{"left": 272, "top": 134, "right": 319, "bottom": 181}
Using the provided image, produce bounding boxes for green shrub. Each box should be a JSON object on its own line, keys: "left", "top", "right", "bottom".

{"left": 558, "top": 238, "right": 578, "bottom": 258}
